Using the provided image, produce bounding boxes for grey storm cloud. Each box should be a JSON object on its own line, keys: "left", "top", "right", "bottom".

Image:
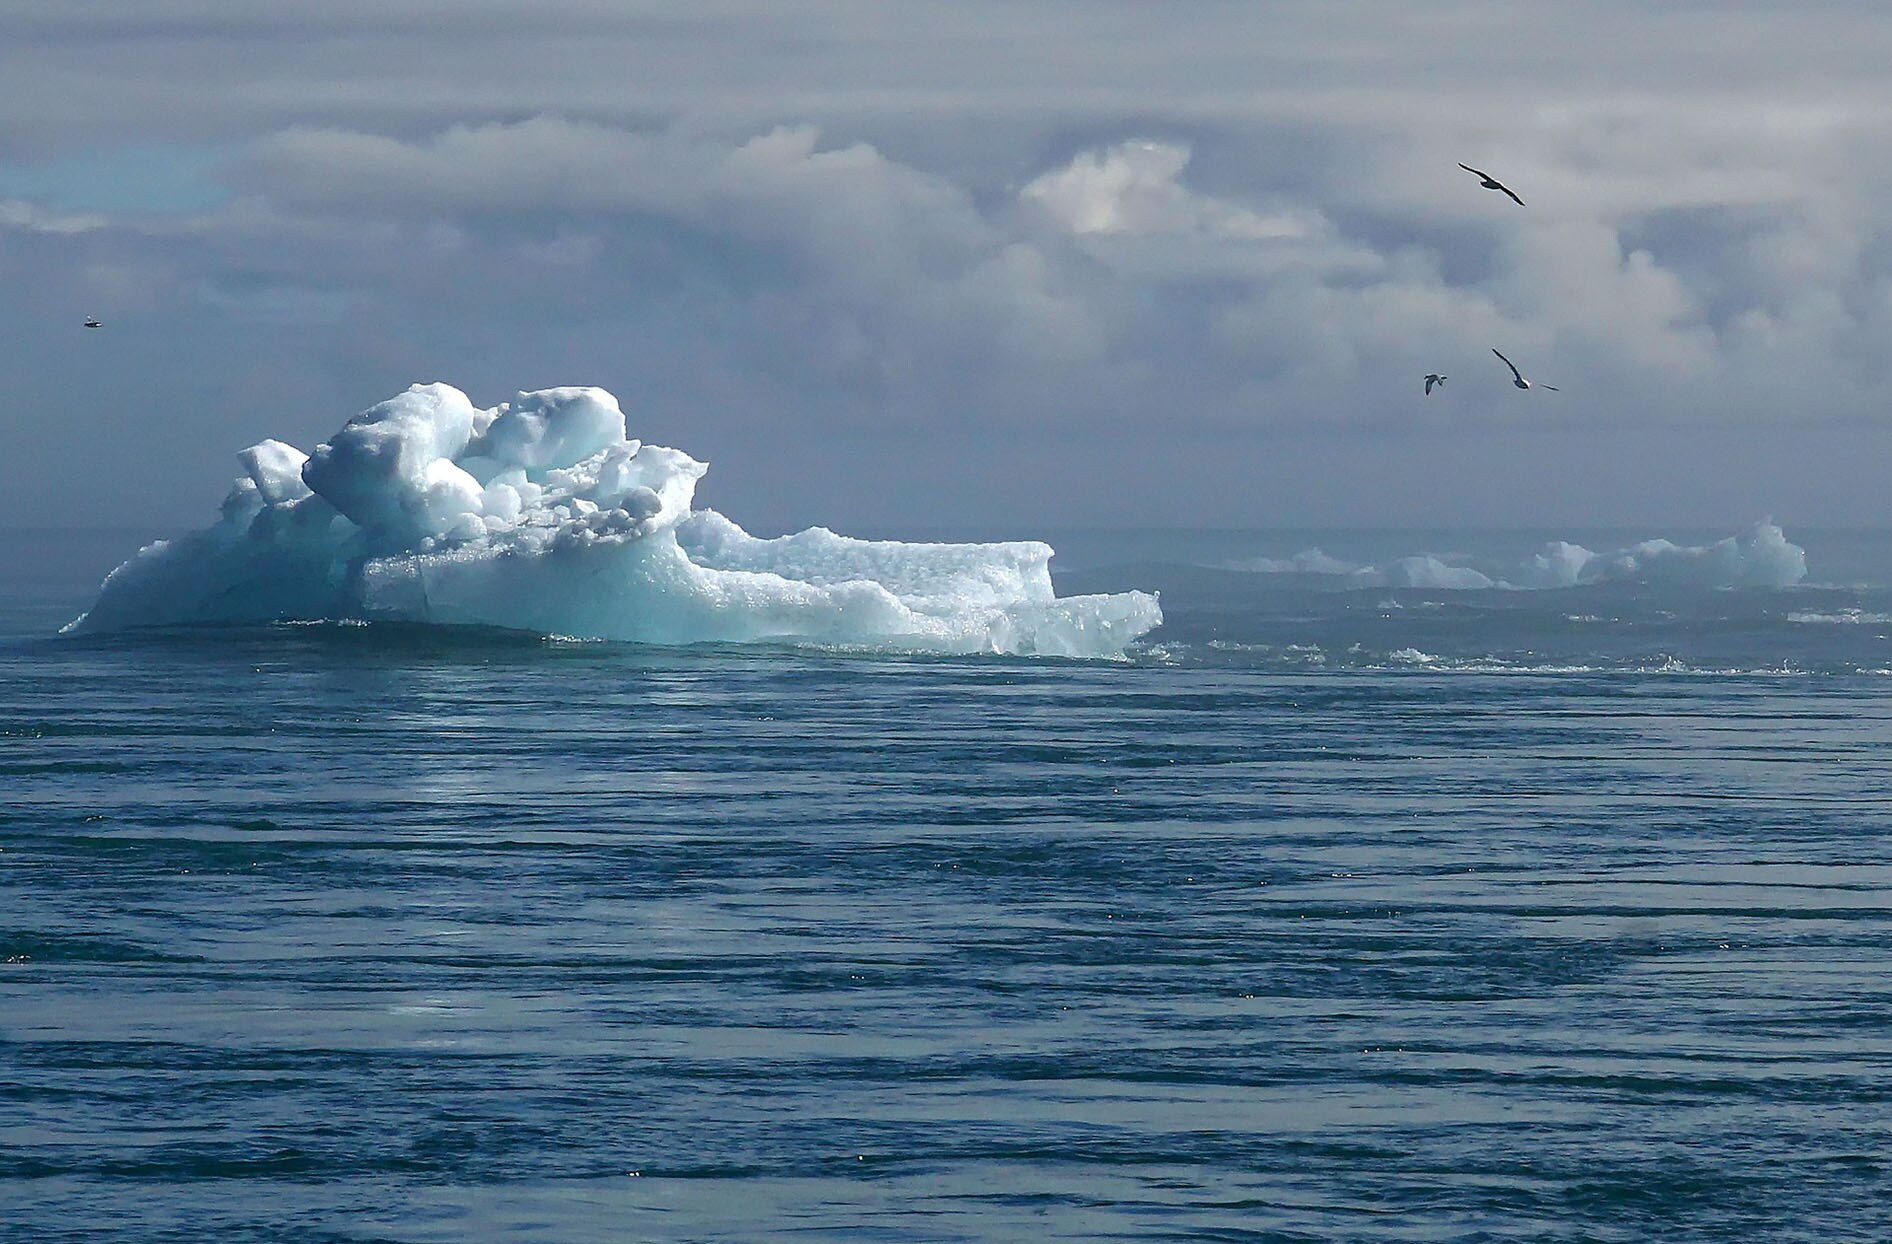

{"left": 7, "top": 1, "right": 1892, "bottom": 531}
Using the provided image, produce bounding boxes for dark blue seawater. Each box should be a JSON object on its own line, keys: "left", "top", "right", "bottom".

{"left": 5, "top": 526, "right": 1892, "bottom": 1242}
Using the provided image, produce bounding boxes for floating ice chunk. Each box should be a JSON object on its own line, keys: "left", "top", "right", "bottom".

{"left": 1788, "top": 609, "right": 1892, "bottom": 625}
{"left": 1229, "top": 522, "right": 1806, "bottom": 592}
{"left": 1514, "top": 522, "right": 1806, "bottom": 589}
{"left": 1604, "top": 521, "right": 1806, "bottom": 588}
{"left": 1230, "top": 547, "right": 1491, "bottom": 588}
{"left": 1226, "top": 548, "right": 1359, "bottom": 576}
{"left": 1379, "top": 557, "right": 1494, "bottom": 591}
{"left": 66, "top": 382, "right": 1161, "bottom": 658}
{"left": 1517, "top": 541, "right": 1594, "bottom": 589}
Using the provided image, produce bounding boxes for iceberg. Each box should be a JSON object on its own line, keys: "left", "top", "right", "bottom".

{"left": 1228, "top": 521, "right": 1806, "bottom": 591}
{"left": 67, "top": 383, "right": 1162, "bottom": 657}
{"left": 1510, "top": 523, "right": 1807, "bottom": 589}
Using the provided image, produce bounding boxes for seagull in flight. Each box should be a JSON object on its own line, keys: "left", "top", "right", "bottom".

{"left": 1424, "top": 373, "right": 1447, "bottom": 395}
{"left": 83, "top": 316, "right": 102, "bottom": 329}
{"left": 1458, "top": 162, "right": 1525, "bottom": 207}
{"left": 1492, "top": 348, "right": 1557, "bottom": 391}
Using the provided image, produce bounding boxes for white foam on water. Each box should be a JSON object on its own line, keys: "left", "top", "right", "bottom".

{"left": 67, "top": 383, "right": 1162, "bottom": 657}
{"left": 1388, "top": 647, "right": 1441, "bottom": 665}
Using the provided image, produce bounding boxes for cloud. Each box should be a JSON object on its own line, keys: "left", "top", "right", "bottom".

{"left": 1021, "top": 140, "right": 1315, "bottom": 242}
{"left": 0, "top": 199, "right": 106, "bottom": 234}
{"left": 26, "top": 114, "right": 1892, "bottom": 438}
{"left": 232, "top": 120, "right": 1123, "bottom": 412}
{"left": 9, "top": 5, "right": 1892, "bottom": 530}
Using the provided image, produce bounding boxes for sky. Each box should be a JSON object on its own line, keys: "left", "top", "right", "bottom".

{"left": 5, "top": 0, "right": 1892, "bottom": 536}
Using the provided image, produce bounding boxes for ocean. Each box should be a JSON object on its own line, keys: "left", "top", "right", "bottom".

{"left": 5, "top": 525, "right": 1891, "bottom": 1242}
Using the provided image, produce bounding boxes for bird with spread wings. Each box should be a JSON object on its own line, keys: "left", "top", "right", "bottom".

{"left": 1458, "top": 162, "right": 1525, "bottom": 207}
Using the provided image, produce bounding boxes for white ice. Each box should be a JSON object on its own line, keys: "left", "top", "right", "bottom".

{"left": 67, "top": 383, "right": 1162, "bottom": 657}
{"left": 1229, "top": 521, "right": 1806, "bottom": 591}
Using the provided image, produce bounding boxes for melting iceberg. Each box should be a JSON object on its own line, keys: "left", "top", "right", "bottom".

{"left": 67, "top": 384, "right": 1162, "bottom": 657}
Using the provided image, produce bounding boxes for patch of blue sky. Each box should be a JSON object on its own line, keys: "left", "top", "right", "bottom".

{"left": 0, "top": 144, "right": 234, "bottom": 214}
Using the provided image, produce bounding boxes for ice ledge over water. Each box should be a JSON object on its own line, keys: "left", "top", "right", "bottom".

{"left": 67, "top": 383, "right": 1162, "bottom": 657}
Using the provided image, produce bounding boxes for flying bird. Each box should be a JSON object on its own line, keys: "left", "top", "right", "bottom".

{"left": 1424, "top": 373, "right": 1446, "bottom": 395}
{"left": 1458, "top": 162, "right": 1525, "bottom": 207}
{"left": 83, "top": 316, "right": 102, "bottom": 329}
{"left": 1492, "top": 348, "right": 1557, "bottom": 391}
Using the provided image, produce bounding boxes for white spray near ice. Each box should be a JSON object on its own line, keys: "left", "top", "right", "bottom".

{"left": 67, "top": 383, "right": 1162, "bottom": 656}
{"left": 1232, "top": 521, "right": 1807, "bottom": 591}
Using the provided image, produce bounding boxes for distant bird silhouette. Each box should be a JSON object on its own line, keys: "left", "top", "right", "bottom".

{"left": 1458, "top": 162, "right": 1525, "bottom": 207}
{"left": 1492, "top": 348, "right": 1557, "bottom": 391}
{"left": 1424, "top": 373, "right": 1447, "bottom": 395}
{"left": 83, "top": 316, "right": 102, "bottom": 329}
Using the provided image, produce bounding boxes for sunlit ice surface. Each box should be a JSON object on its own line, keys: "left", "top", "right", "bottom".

{"left": 65, "top": 383, "right": 1160, "bottom": 658}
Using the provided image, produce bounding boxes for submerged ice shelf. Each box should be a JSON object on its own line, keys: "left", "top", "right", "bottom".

{"left": 69, "top": 383, "right": 1162, "bottom": 657}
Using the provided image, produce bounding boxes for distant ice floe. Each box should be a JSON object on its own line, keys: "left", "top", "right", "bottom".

{"left": 1786, "top": 609, "right": 1892, "bottom": 625}
{"left": 67, "top": 383, "right": 1161, "bottom": 657}
{"left": 1231, "top": 521, "right": 1806, "bottom": 591}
